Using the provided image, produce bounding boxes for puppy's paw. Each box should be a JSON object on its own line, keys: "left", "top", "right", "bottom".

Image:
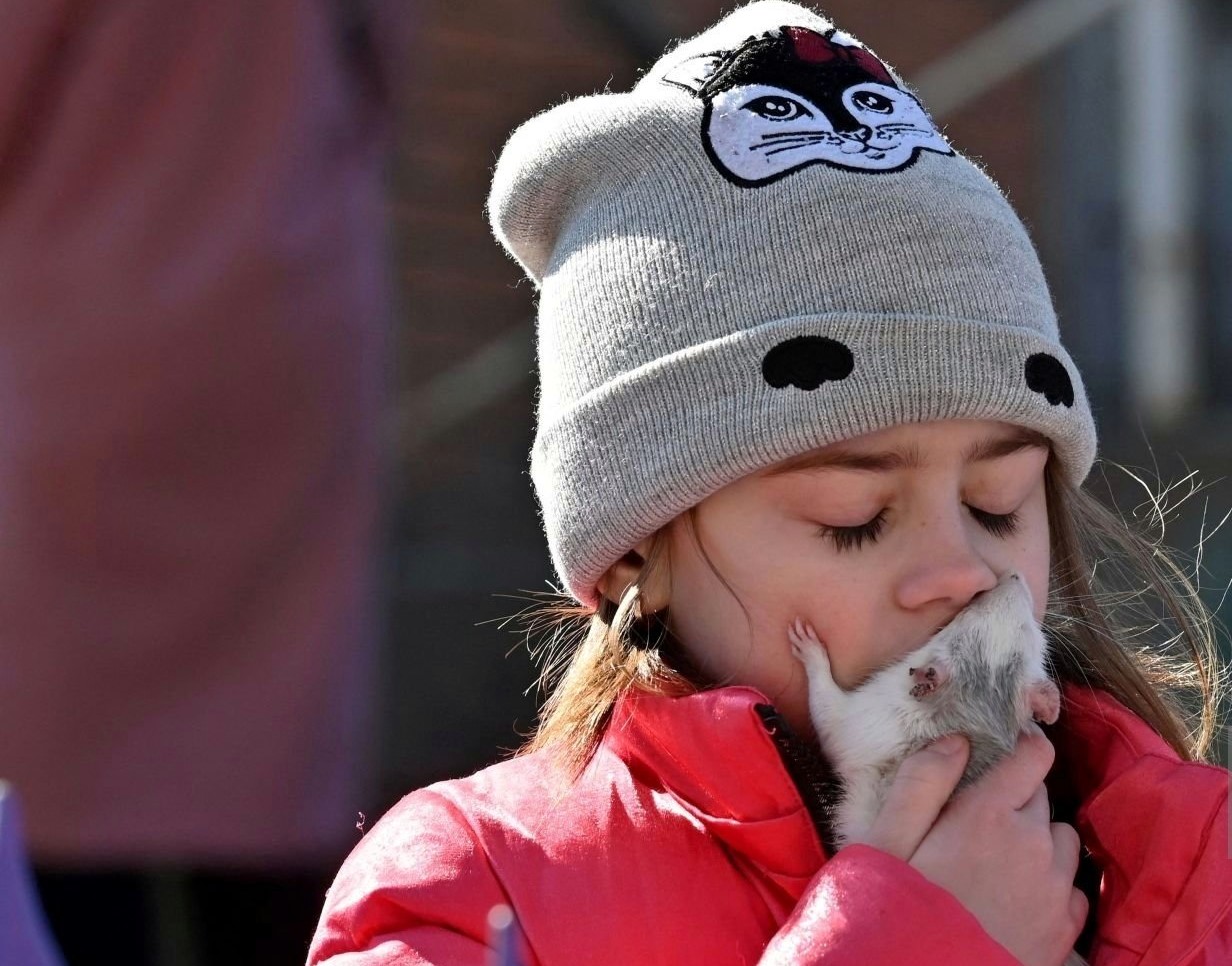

{"left": 788, "top": 618, "right": 818, "bottom": 655}
{"left": 788, "top": 618, "right": 829, "bottom": 671}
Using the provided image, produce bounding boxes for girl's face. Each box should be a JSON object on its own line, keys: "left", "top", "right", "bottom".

{"left": 658, "top": 419, "right": 1051, "bottom": 737}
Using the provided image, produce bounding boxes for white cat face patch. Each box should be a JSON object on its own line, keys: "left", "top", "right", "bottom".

{"left": 663, "top": 26, "right": 954, "bottom": 186}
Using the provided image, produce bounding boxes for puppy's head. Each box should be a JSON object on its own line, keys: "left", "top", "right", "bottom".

{"left": 934, "top": 572, "right": 1042, "bottom": 668}
{"left": 920, "top": 572, "right": 1054, "bottom": 729}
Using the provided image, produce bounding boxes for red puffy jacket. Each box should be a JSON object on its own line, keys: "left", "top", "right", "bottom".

{"left": 307, "top": 684, "right": 1232, "bottom": 964}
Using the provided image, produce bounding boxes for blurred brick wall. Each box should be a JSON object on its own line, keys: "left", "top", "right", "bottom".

{"left": 380, "top": 0, "right": 1048, "bottom": 807}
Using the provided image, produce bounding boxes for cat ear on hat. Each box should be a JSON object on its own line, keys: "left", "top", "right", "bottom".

{"left": 661, "top": 54, "right": 724, "bottom": 94}
{"left": 487, "top": 94, "right": 634, "bottom": 285}
{"left": 659, "top": 22, "right": 903, "bottom": 97}
{"left": 489, "top": 1, "right": 895, "bottom": 282}
{"left": 639, "top": 0, "right": 836, "bottom": 90}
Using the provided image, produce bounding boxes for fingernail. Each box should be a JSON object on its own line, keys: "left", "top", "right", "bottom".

{"left": 930, "top": 734, "right": 965, "bottom": 755}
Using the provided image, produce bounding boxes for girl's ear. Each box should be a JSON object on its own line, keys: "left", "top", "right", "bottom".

{"left": 597, "top": 536, "right": 670, "bottom": 615}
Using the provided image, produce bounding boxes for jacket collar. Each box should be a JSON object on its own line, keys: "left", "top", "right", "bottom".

{"left": 1052, "top": 681, "right": 1180, "bottom": 796}
{"left": 605, "top": 686, "right": 827, "bottom": 900}
{"left": 608, "top": 683, "right": 1188, "bottom": 812}
{"left": 604, "top": 681, "right": 1226, "bottom": 952}
{"left": 605, "top": 683, "right": 1167, "bottom": 841}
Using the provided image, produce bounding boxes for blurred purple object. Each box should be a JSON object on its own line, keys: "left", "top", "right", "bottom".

{"left": 0, "top": 0, "right": 399, "bottom": 867}
{"left": 0, "top": 785, "right": 63, "bottom": 966}
{"left": 487, "top": 903, "right": 523, "bottom": 966}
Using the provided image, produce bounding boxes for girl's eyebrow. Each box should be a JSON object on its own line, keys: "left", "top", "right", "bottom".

{"left": 765, "top": 428, "right": 1051, "bottom": 476}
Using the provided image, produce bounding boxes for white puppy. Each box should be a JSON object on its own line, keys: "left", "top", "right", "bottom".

{"left": 791, "top": 572, "right": 1088, "bottom": 965}
{"left": 790, "top": 571, "right": 1060, "bottom": 849}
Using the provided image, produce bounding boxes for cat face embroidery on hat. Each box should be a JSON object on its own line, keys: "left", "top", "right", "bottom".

{"left": 663, "top": 25, "right": 954, "bottom": 186}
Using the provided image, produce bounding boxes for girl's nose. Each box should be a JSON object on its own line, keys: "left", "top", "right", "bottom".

{"left": 893, "top": 510, "right": 999, "bottom": 613}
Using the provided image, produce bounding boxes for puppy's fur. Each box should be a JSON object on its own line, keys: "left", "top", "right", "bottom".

{"left": 790, "top": 571, "right": 1060, "bottom": 848}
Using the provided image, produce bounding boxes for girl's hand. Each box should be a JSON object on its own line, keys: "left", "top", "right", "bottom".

{"left": 855, "top": 728, "right": 1088, "bottom": 966}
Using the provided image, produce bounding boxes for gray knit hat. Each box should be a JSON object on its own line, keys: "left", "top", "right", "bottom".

{"left": 489, "top": 0, "right": 1097, "bottom": 607}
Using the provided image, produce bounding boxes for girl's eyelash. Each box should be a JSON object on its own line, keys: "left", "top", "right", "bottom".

{"left": 818, "top": 509, "right": 887, "bottom": 552}
{"left": 968, "top": 506, "right": 1021, "bottom": 539}
{"left": 816, "top": 506, "right": 1021, "bottom": 552}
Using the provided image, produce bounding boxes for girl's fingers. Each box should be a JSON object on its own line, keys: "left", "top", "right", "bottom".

{"left": 1068, "top": 883, "right": 1091, "bottom": 928}
{"left": 1052, "top": 823, "right": 1087, "bottom": 936}
{"left": 857, "top": 734, "right": 969, "bottom": 860}
{"left": 1051, "top": 821, "right": 1082, "bottom": 873}
{"left": 977, "top": 726, "right": 1056, "bottom": 809}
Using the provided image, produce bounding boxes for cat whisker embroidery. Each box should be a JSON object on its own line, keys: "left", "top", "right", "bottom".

{"left": 755, "top": 130, "right": 844, "bottom": 144}
{"left": 768, "top": 145, "right": 864, "bottom": 159}
{"left": 868, "top": 125, "right": 933, "bottom": 142}
{"left": 760, "top": 139, "right": 847, "bottom": 158}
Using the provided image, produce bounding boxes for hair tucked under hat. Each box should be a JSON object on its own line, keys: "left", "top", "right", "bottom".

{"left": 488, "top": 0, "right": 1097, "bottom": 607}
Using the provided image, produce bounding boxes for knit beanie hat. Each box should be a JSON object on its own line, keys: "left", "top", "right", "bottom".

{"left": 488, "top": 0, "right": 1097, "bottom": 607}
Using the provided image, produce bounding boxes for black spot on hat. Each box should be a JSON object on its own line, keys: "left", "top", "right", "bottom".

{"left": 1025, "top": 353, "right": 1074, "bottom": 407}
{"left": 762, "top": 336, "right": 854, "bottom": 391}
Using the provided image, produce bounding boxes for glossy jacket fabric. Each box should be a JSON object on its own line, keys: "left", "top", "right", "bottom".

{"left": 307, "top": 684, "right": 1232, "bottom": 965}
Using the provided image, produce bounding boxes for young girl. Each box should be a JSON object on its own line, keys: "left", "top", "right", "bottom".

{"left": 308, "top": 3, "right": 1231, "bottom": 963}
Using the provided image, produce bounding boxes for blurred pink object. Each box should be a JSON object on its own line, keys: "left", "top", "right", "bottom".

{"left": 0, "top": 785, "right": 63, "bottom": 964}
{"left": 0, "top": 0, "right": 401, "bottom": 864}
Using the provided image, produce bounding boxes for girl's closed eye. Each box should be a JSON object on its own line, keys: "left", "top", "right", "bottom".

{"left": 816, "top": 505, "right": 1021, "bottom": 552}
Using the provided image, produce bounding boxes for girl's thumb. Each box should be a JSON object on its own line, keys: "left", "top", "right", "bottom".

{"left": 853, "top": 734, "right": 968, "bottom": 861}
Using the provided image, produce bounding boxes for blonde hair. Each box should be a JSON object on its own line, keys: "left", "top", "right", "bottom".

{"left": 512, "top": 456, "right": 1227, "bottom": 775}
